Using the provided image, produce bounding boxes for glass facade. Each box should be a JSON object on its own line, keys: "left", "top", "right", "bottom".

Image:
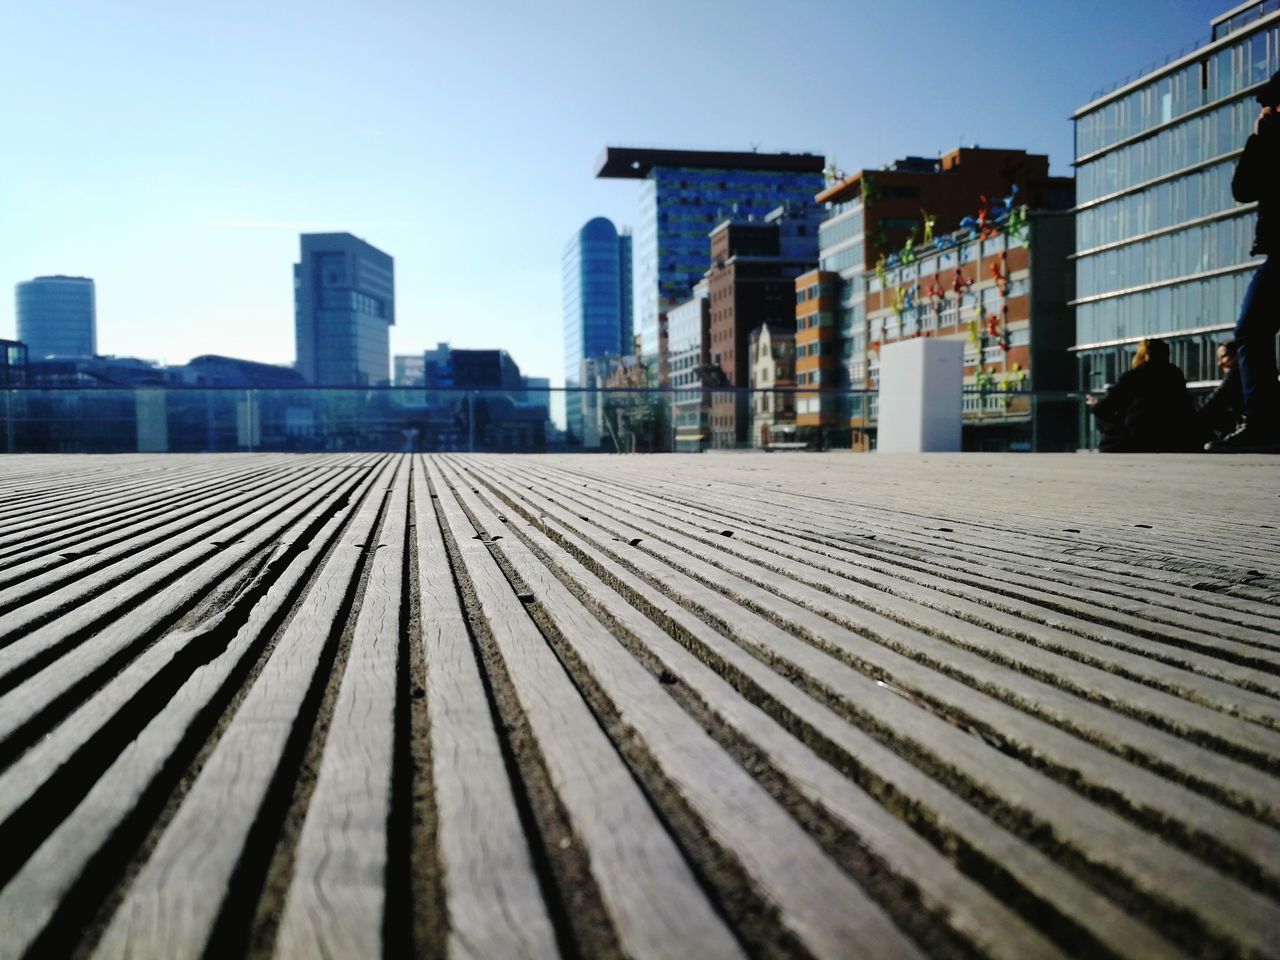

{"left": 816, "top": 197, "right": 866, "bottom": 422}
{"left": 15, "top": 276, "right": 96, "bottom": 359}
{"left": 294, "top": 233, "right": 395, "bottom": 387}
{"left": 666, "top": 283, "right": 710, "bottom": 449}
{"left": 1072, "top": 10, "right": 1279, "bottom": 382}
{"left": 634, "top": 165, "right": 824, "bottom": 368}
{"left": 562, "top": 217, "right": 632, "bottom": 443}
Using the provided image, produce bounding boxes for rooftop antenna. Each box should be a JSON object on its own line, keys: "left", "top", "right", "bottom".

{"left": 749, "top": 142, "right": 761, "bottom": 152}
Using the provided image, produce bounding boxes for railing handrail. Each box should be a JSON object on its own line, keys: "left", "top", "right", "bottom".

{"left": 0, "top": 385, "right": 1145, "bottom": 397}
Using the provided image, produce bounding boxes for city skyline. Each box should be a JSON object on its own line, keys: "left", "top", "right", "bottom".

{"left": 1, "top": 0, "right": 1225, "bottom": 384}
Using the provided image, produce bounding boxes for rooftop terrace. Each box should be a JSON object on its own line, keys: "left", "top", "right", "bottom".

{"left": 1, "top": 452, "right": 1277, "bottom": 958}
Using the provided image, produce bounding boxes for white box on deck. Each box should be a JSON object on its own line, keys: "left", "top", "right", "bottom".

{"left": 877, "top": 338, "right": 963, "bottom": 453}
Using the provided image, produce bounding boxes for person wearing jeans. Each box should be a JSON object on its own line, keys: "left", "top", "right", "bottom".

{"left": 1211, "top": 71, "right": 1280, "bottom": 451}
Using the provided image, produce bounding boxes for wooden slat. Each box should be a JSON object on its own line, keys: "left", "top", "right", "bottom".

{"left": 0, "top": 460, "right": 289, "bottom": 564}
{"left": 409, "top": 455, "right": 559, "bottom": 960}
{"left": 0, "top": 463, "right": 342, "bottom": 692}
{"left": 0, "top": 451, "right": 1275, "bottom": 960}
{"left": 553, "top": 468, "right": 1280, "bottom": 710}
{"left": 0, "top": 462, "right": 372, "bottom": 818}
{"left": 0, "top": 460, "right": 322, "bottom": 615}
{"left": 450, "top": 459, "right": 1067, "bottom": 960}
{"left": 91, "top": 458, "right": 397, "bottom": 960}
{"left": 545, "top": 458, "right": 1280, "bottom": 642}
{"left": 0, "top": 462, "right": 380, "bottom": 960}
{"left": 462, "top": 455, "right": 1280, "bottom": 959}
{"left": 275, "top": 456, "right": 411, "bottom": 958}
{"left": 426, "top": 457, "right": 745, "bottom": 960}
{"left": 469, "top": 459, "right": 1188, "bottom": 960}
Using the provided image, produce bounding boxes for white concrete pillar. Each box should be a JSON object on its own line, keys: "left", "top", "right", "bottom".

{"left": 877, "top": 339, "right": 963, "bottom": 452}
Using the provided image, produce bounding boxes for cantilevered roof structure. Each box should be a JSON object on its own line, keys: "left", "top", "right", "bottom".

{"left": 595, "top": 146, "right": 825, "bottom": 179}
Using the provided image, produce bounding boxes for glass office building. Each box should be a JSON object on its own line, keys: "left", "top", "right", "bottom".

{"left": 294, "top": 233, "right": 395, "bottom": 386}
{"left": 562, "top": 217, "right": 632, "bottom": 443}
{"left": 1072, "top": 1, "right": 1280, "bottom": 388}
{"left": 15, "top": 276, "right": 96, "bottom": 358}
{"left": 596, "top": 148, "right": 825, "bottom": 376}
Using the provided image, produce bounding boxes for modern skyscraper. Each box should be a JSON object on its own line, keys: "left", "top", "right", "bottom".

{"left": 562, "top": 217, "right": 632, "bottom": 443}
{"left": 15, "top": 276, "right": 96, "bottom": 358}
{"left": 1072, "top": 2, "right": 1279, "bottom": 389}
{"left": 294, "top": 233, "right": 395, "bottom": 386}
{"left": 595, "top": 147, "right": 826, "bottom": 377}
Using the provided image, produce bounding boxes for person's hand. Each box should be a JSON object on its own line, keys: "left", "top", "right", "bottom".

{"left": 1255, "top": 106, "right": 1277, "bottom": 135}
{"left": 1085, "top": 394, "right": 1098, "bottom": 407}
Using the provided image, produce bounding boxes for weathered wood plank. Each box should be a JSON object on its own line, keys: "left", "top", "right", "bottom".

{"left": 0, "top": 463, "right": 379, "bottom": 960}
{"left": 544, "top": 458, "right": 1280, "bottom": 638}
{"left": 275, "top": 456, "right": 411, "bottom": 959}
{"left": 90, "top": 458, "right": 397, "bottom": 960}
{"left": 465, "top": 455, "right": 1280, "bottom": 959}
{"left": 469, "top": 459, "right": 1189, "bottom": 960}
{"left": 426, "top": 457, "right": 745, "bottom": 960}
{"left": 0, "top": 463, "right": 339, "bottom": 690}
{"left": 0, "top": 460, "right": 321, "bottom": 610}
{"left": 409, "top": 455, "right": 559, "bottom": 960}
{"left": 0, "top": 460, "right": 293, "bottom": 564}
{"left": 0, "top": 463, "right": 371, "bottom": 820}
{"left": 0, "top": 450, "right": 1275, "bottom": 960}
{"left": 452, "top": 459, "right": 1066, "bottom": 960}
{"left": 557, "top": 470, "right": 1280, "bottom": 713}
{"left": 509, "top": 461, "right": 1280, "bottom": 793}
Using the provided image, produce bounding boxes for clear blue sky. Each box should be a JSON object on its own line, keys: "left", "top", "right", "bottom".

{"left": 2, "top": 0, "right": 1224, "bottom": 383}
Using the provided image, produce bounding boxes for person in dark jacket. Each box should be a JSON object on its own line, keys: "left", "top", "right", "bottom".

{"left": 1197, "top": 341, "right": 1244, "bottom": 442}
{"left": 1209, "top": 70, "right": 1280, "bottom": 451}
{"left": 1088, "top": 338, "right": 1199, "bottom": 452}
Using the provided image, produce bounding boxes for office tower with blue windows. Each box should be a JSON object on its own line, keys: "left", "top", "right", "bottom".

{"left": 595, "top": 148, "right": 825, "bottom": 380}
{"left": 15, "top": 276, "right": 97, "bottom": 358}
{"left": 1072, "top": 1, "right": 1280, "bottom": 390}
{"left": 562, "top": 217, "right": 632, "bottom": 443}
{"left": 294, "top": 233, "right": 395, "bottom": 386}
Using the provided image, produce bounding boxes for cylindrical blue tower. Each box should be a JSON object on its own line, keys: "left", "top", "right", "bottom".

{"left": 16, "top": 276, "right": 97, "bottom": 359}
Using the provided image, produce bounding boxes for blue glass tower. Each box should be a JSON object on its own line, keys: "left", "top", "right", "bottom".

{"left": 562, "top": 217, "right": 632, "bottom": 443}
{"left": 596, "top": 148, "right": 825, "bottom": 376}
{"left": 15, "top": 276, "right": 96, "bottom": 358}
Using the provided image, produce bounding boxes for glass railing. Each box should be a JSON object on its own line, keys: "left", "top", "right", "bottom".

{"left": 0, "top": 385, "right": 1221, "bottom": 454}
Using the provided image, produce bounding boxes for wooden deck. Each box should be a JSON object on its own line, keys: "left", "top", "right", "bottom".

{"left": 0, "top": 452, "right": 1278, "bottom": 960}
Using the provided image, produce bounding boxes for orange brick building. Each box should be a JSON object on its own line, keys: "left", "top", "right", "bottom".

{"left": 863, "top": 211, "right": 1076, "bottom": 450}
{"left": 797, "top": 147, "right": 1073, "bottom": 448}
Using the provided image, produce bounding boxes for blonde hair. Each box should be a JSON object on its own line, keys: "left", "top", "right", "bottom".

{"left": 1132, "top": 338, "right": 1169, "bottom": 369}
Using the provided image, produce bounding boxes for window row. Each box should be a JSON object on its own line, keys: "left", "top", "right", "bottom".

{"left": 818, "top": 209, "right": 863, "bottom": 249}
{"left": 820, "top": 243, "right": 863, "bottom": 274}
{"left": 1213, "top": 1, "right": 1280, "bottom": 41}
{"left": 798, "top": 340, "right": 836, "bottom": 358}
{"left": 1075, "top": 269, "right": 1254, "bottom": 346}
{"left": 1076, "top": 214, "right": 1257, "bottom": 298}
{"left": 1078, "top": 97, "right": 1254, "bottom": 201}
{"left": 794, "top": 282, "right": 836, "bottom": 304}
{"left": 1076, "top": 25, "right": 1279, "bottom": 156}
{"left": 1077, "top": 330, "right": 1239, "bottom": 390}
{"left": 1076, "top": 160, "right": 1241, "bottom": 250}
{"left": 798, "top": 312, "right": 835, "bottom": 330}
